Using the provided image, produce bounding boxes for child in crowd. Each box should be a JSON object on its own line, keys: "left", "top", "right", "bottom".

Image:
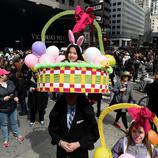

{"left": 111, "top": 71, "right": 134, "bottom": 131}
{"left": 28, "top": 72, "right": 48, "bottom": 127}
{"left": 112, "top": 107, "right": 158, "bottom": 158}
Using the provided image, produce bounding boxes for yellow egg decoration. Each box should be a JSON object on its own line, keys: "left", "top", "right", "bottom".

{"left": 105, "top": 55, "right": 116, "bottom": 67}
{"left": 148, "top": 129, "right": 158, "bottom": 146}
{"left": 93, "top": 147, "right": 112, "bottom": 158}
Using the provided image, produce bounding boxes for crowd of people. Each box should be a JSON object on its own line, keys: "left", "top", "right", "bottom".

{"left": 0, "top": 45, "right": 158, "bottom": 158}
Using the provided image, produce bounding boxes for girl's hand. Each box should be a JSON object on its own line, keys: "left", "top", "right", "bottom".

{"left": 3, "top": 96, "right": 11, "bottom": 101}
{"left": 120, "top": 88, "right": 127, "bottom": 92}
{"left": 14, "top": 97, "right": 19, "bottom": 103}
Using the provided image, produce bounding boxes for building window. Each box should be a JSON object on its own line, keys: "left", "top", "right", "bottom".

{"left": 112, "top": 14, "right": 116, "bottom": 17}
{"left": 117, "top": 14, "right": 121, "bottom": 17}
{"left": 112, "top": 20, "right": 116, "bottom": 23}
{"left": 62, "top": 0, "right": 65, "bottom": 3}
{"left": 113, "top": 9, "right": 116, "bottom": 12}
{"left": 112, "top": 32, "right": 115, "bottom": 34}
{"left": 112, "top": 26, "right": 115, "bottom": 29}
{"left": 113, "top": 3, "right": 116, "bottom": 6}
{"left": 117, "top": 2, "right": 121, "bottom": 5}
{"left": 117, "top": 26, "right": 120, "bottom": 28}
{"left": 69, "top": 0, "right": 74, "bottom": 6}
{"left": 117, "top": 31, "right": 120, "bottom": 34}
{"left": 117, "top": 8, "right": 121, "bottom": 11}
{"left": 117, "top": 20, "right": 120, "bottom": 23}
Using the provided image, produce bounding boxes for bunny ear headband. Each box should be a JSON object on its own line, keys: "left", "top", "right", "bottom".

{"left": 128, "top": 107, "right": 155, "bottom": 133}
{"left": 67, "top": 30, "right": 84, "bottom": 52}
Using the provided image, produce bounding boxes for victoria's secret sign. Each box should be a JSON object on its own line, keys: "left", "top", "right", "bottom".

{"left": 31, "top": 34, "right": 67, "bottom": 44}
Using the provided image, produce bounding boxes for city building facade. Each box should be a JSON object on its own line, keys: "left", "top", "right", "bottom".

{"left": 110, "top": 0, "right": 145, "bottom": 47}
{"left": 134, "top": 0, "right": 151, "bottom": 8}
{"left": 134, "top": 0, "right": 152, "bottom": 42}
{"left": 151, "top": 0, "right": 158, "bottom": 15}
{"left": 151, "top": 0, "right": 158, "bottom": 46}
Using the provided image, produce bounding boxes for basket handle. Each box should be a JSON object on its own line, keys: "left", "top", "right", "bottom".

{"left": 41, "top": 10, "right": 105, "bottom": 54}
{"left": 98, "top": 103, "right": 158, "bottom": 148}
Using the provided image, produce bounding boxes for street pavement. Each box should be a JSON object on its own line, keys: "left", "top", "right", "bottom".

{"left": 0, "top": 82, "right": 147, "bottom": 158}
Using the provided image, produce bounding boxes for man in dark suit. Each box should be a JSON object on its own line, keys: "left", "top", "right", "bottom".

{"left": 48, "top": 93, "right": 99, "bottom": 158}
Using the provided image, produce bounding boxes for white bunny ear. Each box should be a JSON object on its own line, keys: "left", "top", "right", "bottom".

{"left": 76, "top": 35, "right": 84, "bottom": 46}
{"left": 68, "top": 30, "right": 75, "bottom": 44}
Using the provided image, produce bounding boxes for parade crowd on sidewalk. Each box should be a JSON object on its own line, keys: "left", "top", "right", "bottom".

{"left": 0, "top": 46, "right": 158, "bottom": 158}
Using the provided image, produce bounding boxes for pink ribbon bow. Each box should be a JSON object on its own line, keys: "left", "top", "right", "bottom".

{"left": 128, "top": 107, "right": 155, "bottom": 133}
{"left": 72, "top": 5, "right": 96, "bottom": 33}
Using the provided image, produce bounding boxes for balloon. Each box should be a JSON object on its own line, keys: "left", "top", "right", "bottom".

{"left": 32, "top": 41, "right": 46, "bottom": 56}
{"left": 39, "top": 54, "right": 55, "bottom": 64}
{"left": 148, "top": 130, "right": 158, "bottom": 146}
{"left": 93, "top": 55, "right": 109, "bottom": 67}
{"left": 55, "top": 55, "right": 65, "bottom": 63}
{"left": 105, "top": 55, "right": 116, "bottom": 67}
{"left": 93, "top": 55, "right": 102, "bottom": 65}
{"left": 31, "top": 67, "right": 37, "bottom": 72}
{"left": 118, "top": 153, "right": 135, "bottom": 158}
{"left": 46, "top": 45, "right": 59, "bottom": 58}
{"left": 24, "top": 54, "right": 39, "bottom": 68}
{"left": 84, "top": 47, "right": 101, "bottom": 63}
{"left": 93, "top": 147, "right": 112, "bottom": 158}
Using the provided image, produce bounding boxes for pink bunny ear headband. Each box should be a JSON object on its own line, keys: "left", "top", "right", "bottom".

{"left": 67, "top": 30, "right": 84, "bottom": 52}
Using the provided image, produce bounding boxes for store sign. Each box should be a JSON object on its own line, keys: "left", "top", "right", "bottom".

{"left": 95, "top": 15, "right": 102, "bottom": 23}
{"left": 92, "top": 3, "right": 103, "bottom": 23}
{"left": 31, "top": 33, "right": 67, "bottom": 44}
{"left": 93, "top": 3, "right": 103, "bottom": 11}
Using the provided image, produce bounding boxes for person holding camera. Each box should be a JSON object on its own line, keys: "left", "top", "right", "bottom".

{"left": 110, "top": 71, "right": 134, "bottom": 132}
{"left": 0, "top": 69, "right": 24, "bottom": 148}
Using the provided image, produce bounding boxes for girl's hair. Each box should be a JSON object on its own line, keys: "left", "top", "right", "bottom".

{"left": 65, "top": 44, "right": 84, "bottom": 61}
{"left": 127, "top": 121, "right": 153, "bottom": 157}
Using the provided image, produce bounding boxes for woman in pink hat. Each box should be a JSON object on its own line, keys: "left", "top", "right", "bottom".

{"left": 0, "top": 69, "right": 24, "bottom": 147}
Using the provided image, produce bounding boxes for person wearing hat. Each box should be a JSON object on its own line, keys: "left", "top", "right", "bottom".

{"left": 0, "top": 69, "right": 24, "bottom": 147}
{"left": 110, "top": 71, "right": 134, "bottom": 132}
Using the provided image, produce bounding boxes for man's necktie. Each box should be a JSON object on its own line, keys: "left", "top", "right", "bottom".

{"left": 68, "top": 106, "right": 75, "bottom": 130}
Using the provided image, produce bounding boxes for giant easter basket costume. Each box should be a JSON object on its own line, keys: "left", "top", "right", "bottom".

{"left": 24, "top": 6, "right": 158, "bottom": 158}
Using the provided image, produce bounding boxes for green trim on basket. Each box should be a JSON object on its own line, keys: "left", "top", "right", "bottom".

{"left": 35, "top": 62, "right": 102, "bottom": 70}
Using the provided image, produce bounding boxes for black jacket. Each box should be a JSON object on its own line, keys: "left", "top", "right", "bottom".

{"left": 0, "top": 80, "right": 17, "bottom": 113}
{"left": 27, "top": 80, "right": 48, "bottom": 110}
{"left": 48, "top": 94, "right": 99, "bottom": 158}
{"left": 145, "top": 80, "right": 158, "bottom": 113}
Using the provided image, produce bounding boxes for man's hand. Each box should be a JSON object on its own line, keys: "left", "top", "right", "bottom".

{"left": 59, "top": 140, "right": 73, "bottom": 153}
{"left": 68, "top": 142, "right": 80, "bottom": 151}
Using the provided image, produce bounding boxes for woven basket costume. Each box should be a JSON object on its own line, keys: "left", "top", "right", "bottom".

{"left": 36, "top": 63, "right": 109, "bottom": 93}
